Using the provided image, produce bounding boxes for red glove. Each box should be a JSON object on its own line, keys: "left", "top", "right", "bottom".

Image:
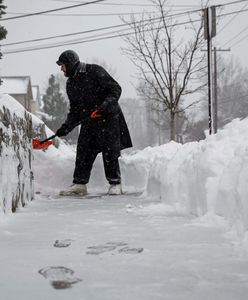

{"left": 90, "top": 110, "right": 102, "bottom": 119}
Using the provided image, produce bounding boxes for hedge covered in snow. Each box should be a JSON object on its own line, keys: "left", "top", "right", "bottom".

{"left": 0, "top": 94, "right": 34, "bottom": 214}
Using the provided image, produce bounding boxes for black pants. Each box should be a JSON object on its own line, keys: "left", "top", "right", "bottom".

{"left": 73, "top": 118, "right": 121, "bottom": 185}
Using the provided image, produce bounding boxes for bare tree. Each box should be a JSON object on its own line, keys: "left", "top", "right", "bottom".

{"left": 188, "top": 56, "right": 248, "bottom": 141}
{"left": 217, "top": 57, "right": 248, "bottom": 126}
{"left": 121, "top": 0, "right": 206, "bottom": 141}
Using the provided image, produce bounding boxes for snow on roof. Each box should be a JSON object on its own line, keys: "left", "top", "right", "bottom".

{"left": 0, "top": 93, "right": 26, "bottom": 118}
{"left": 0, "top": 76, "right": 31, "bottom": 94}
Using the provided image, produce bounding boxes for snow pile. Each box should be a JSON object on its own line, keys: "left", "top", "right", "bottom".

{"left": 5, "top": 85, "right": 248, "bottom": 248}
{"left": 0, "top": 93, "right": 80, "bottom": 211}
{"left": 120, "top": 142, "right": 182, "bottom": 193}
{"left": 32, "top": 139, "right": 76, "bottom": 194}
{"left": 120, "top": 118, "right": 248, "bottom": 244}
{"left": 32, "top": 144, "right": 109, "bottom": 194}
{"left": 0, "top": 94, "right": 33, "bottom": 215}
{"left": 31, "top": 116, "right": 108, "bottom": 194}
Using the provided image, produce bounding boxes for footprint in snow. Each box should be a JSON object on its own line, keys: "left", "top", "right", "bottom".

{"left": 53, "top": 239, "right": 72, "bottom": 248}
{"left": 86, "top": 245, "right": 116, "bottom": 255}
{"left": 38, "top": 266, "right": 82, "bottom": 289}
{"left": 86, "top": 241, "right": 143, "bottom": 255}
{"left": 106, "top": 241, "right": 128, "bottom": 247}
{"left": 86, "top": 241, "right": 128, "bottom": 255}
{"left": 118, "top": 246, "right": 144, "bottom": 254}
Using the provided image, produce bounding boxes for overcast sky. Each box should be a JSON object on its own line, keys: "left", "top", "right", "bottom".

{"left": 1, "top": 0, "right": 248, "bottom": 98}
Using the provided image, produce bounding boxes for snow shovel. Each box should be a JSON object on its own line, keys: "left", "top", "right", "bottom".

{"left": 32, "top": 109, "right": 101, "bottom": 150}
{"left": 32, "top": 134, "right": 56, "bottom": 150}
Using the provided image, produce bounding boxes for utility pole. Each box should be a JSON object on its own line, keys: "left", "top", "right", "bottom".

{"left": 204, "top": 6, "right": 216, "bottom": 135}
{"left": 201, "top": 45, "right": 231, "bottom": 134}
{"left": 212, "top": 47, "right": 231, "bottom": 133}
{"left": 213, "top": 47, "right": 218, "bottom": 134}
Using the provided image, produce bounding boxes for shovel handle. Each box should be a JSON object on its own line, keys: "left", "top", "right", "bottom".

{"left": 40, "top": 134, "right": 57, "bottom": 144}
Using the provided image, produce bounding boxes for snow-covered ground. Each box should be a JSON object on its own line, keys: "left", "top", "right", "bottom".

{"left": 121, "top": 118, "right": 248, "bottom": 250}
{"left": 2, "top": 192, "right": 248, "bottom": 300}
{"left": 2, "top": 93, "right": 248, "bottom": 299}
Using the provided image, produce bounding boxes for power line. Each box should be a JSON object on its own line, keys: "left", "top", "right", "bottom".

{"left": 3, "top": 1, "right": 248, "bottom": 54}
{"left": 2, "top": 27, "right": 135, "bottom": 54}
{"left": 215, "top": 6, "right": 248, "bottom": 24}
{"left": 2, "top": 23, "right": 134, "bottom": 47}
{"left": 219, "top": 7, "right": 248, "bottom": 17}
{"left": 218, "top": 1, "right": 248, "bottom": 34}
{"left": 5, "top": 11, "right": 157, "bottom": 17}
{"left": 222, "top": 24, "right": 248, "bottom": 47}
{"left": 50, "top": 0, "right": 161, "bottom": 6}
{"left": 50, "top": 0, "right": 248, "bottom": 7}
{"left": 2, "top": 17, "right": 202, "bottom": 54}
{"left": 2, "top": 0, "right": 248, "bottom": 22}
{"left": 5, "top": 6, "right": 193, "bottom": 18}
{"left": 1, "top": 0, "right": 106, "bottom": 21}
{"left": 228, "top": 30, "right": 248, "bottom": 47}
{"left": 219, "top": 0, "right": 248, "bottom": 7}
{"left": 49, "top": 0, "right": 200, "bottom": 8}
{"left": 215, "top": 2, "right": 248, "bottom": 48}
{"left": 2, "top": 8, "right": 202, "bottom": 47}
{"left": 216, "top": 7, "right": 248, "bottom": 48}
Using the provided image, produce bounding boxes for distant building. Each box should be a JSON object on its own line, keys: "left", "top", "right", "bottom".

{"left": 31, "top": 85, "right": 42, "bottom": 114}
{"left": 120, "top": 97, "right": 148, "bottom": 149}
{"left": 0, "top": 76, "right": 39, "bottom": 115}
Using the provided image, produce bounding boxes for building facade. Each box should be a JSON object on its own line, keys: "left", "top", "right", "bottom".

{"left": 0, "top": 76, "right": 40, "bottom": 115}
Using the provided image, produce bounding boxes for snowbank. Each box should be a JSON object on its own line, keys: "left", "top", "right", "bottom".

{"left": 31, "top": 118, "right": 108, "bottom": 194}
{"left": 32, "top": 144, "right": 109, "bottom": 194}
{"left": 0, "top": 93, "right": 78, "bottom": 214}
{"left": 32, "top": 139, "right": 76, "bottom": 194}
{"left": 0, "top": 94, "right": 33, "bottom": 215}
{"left": 120, "top": 118, "right": 248, "bottom": 245}
{"left": 5, "top": 85, "right": 248, "bottom": 249}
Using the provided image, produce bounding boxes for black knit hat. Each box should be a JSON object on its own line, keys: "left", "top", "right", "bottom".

{"left": 56, "top": 50, "right": 80, "bottom": 66}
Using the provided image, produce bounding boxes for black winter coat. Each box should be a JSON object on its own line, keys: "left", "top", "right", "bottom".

{"left": 61, "top": 62, "right": 132, "bottom": 152}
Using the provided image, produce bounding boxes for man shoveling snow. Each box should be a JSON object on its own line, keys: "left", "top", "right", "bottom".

{"left": 55, "top": 50, "right": 132, "bottom": 196}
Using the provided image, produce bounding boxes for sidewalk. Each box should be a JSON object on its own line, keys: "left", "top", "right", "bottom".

{"left": 1, "top": 193, "right": 248, "bottom": 300}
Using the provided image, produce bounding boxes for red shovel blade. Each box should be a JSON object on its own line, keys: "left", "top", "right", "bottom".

{"left": 32, "top": 139, "right": 53, "bottom": 150}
